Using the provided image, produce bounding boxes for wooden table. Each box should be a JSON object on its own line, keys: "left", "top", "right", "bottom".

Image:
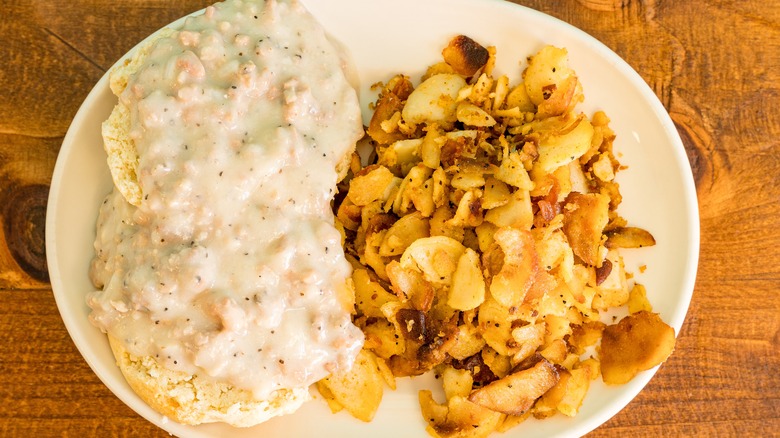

{"left": 2, "top": 0, "right": 778, "bottom": 436}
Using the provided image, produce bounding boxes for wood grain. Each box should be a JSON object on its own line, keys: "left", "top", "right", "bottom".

{"left": 1, "top": 0, "right": 778, "bottom": 436}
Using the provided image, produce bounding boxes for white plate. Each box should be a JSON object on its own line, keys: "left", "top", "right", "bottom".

{"left": 46, "top": 0, "right": 699, "bottom": 437}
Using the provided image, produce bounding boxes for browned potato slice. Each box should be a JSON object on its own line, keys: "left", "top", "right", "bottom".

{"left": 481, "top": 177, "right": 511, "bottom": 210}
{"left": 627, "top": 283, "right": 653, "bottom": 314}
{"left": 478, "top": 296, "right": 518, "bottom": 357}
{"left": 496, "top": 411, "right": 531, "bottom": 433}
{"left": 481, "top": 346, "right": 512, "bottom": 379}
{"left": 337, "top": 196, "right": 362, "bottom": 231}
{"left": 368, "top": 75, "right": 414, "bottom": 145}
{"left": 448, "top": 248, "right": 486, "bottom": 311}
{"left": 510, "top": 322, "right": 546, "bottom": 364}
{"left": 538, "top": 338, "right": 567, "bottom": 365}
{"left": 494, "top": 151, "right": 533, "bottom": 190}
{"left": 403, "top": 74, "right": 466, "bottom": 126}
{"left": 386, "top": 261, "right": 435, "bottom": 311}
{"left": 316, "top": 379, "right": 345, "bottom": 413}
{"left": 468, "top": 359, "right": 560, "bottom": 416}
{"left": 487, "top": 228, "right": 539, "bottom": 307}
{"left": 347, "top": 165, "right": 397, "bottom": 206}
{"left": 536, "top": 75, "right": 580, "bottom": 119}
{"left": 318, "top": 349, "right": 386, "bottom": 422}
{"left": 532, "top": 367, "right": 571, "bottom": 419}
{"left": 533, "top": 114, "right": 594, "bottom": 173}
{"left": 363, "top": 318, "right": 406, "bottom": 359}
{"left": 353, "top": 268, "right": 398, "bottom": 319}
{"left": 569, "top": 321, "right": 606, "bottom": 355}
{"left": 420, "top": 391, "right": 503, "bottom": 438}
{"left": 456, "top": 102, "right": 496, "bottom": 127}
{"left": 562, "top": 192, "right": 609, "bottom": 266}
{"left": 605, "top": 226, "right": 657, "bottom": 249}
{"left": 440, "top": 365, "right": 474, "bottom": 400}
{"left": 556, "top": 367, "right": 591, "bottom": 416}
{"left": 379, "top": 212, "right": 430, "bottom": 257}
{"left": 483, "top": 188, "right": 534, "bottom": 230}
{"left": 442, "top": 35, "right": 490, "bottom": 77}
{"left": 400, "top": 236, "right": 466, "bottom": 286}
{"left": 449, "top": 323, "right": 487, "bottom": 361}
{"left": 533, "top": 365, "right": 591, "bottom": 418}
{"left": 600, "top": 311, "right": 676, "bottom": 384}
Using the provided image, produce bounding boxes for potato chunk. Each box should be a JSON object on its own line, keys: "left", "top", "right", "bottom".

{"left": 468, "top": 358, "right": 559, "bottom": 416}
{"left": 403, "top": 74, "right": 467, "bottom": 125}
{"left": 442, "top": 35, "right": 490, "bottom": 77}
{"left": 317, "top": 349, "right": 387, "bottom": 422}
{"left": 600, "top": 311, "right": 676, "bottom": 384}
{"left": 562, "top": 192, "right": 609, "bottom": 266}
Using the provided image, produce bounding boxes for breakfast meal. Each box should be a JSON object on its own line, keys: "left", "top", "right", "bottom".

{"left": 86, "top": 0, "right": 364, "bottom": 427}
{"left": 320, "top": 35, "right": 676, "bottom": 436}
{"left": 85, "top": 0, "right": 677, "bottom": 433}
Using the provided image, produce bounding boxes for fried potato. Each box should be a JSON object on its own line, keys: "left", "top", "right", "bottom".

{"left": 400, "top": 236, "right": 466, "bottom": 285}
{"left": 379, "top": 211, "right": 430, "bottom": 257}
{"left": 348, "top": 165, "right": 398, "bottom": 206}
{"left": 440, "top": 365, "right": 475, "bottom": 400}
{"left": 487, "top": 228, "right": 539, "bottom": 307}
{"left": 562, "top": 192, "right": 610, "bottom": 267}
{"left": 533, "top": 365, "right": 590, "bottom": 418}
{"left": 449, "top": 323, "right": 487, "bottom": 361}
{"left": 317, "top": 349, "right": 387, "bottom": 422}
{"left": 442, "top": 35, "right": 490, "bottom": 77}
{"left": 533, "top": 115, "right": 594, "bottom": 173}
{"left": 483, "top": 188, "right": 534, "bottom": 230}
{"left": 627, "top": 283, "right": 653, "bottom": 314}
{"left": 403, "top": 74, "right": 466, "bottom": 125}
{"left": 605, "top": 226, "right": 657, "bottom": 249}
{"left": 449, "top": 248, "right": 486, "bottom": 311}
{"left": 353, "top": 268, "right": 398, "bottom": 319}
{"left": 368, "top": 75, "right": 414, "bottom": 145}
{"left": 523, "top": 46, "right": 580, "bottom": 111}
{"left": 600, "top": 311, "right": 676, "bottom": 384}
{"left": 468, "top": 359, "right": 559, "bottom": 416}
{"left": 420, "top": 391, "right": 503, "bottom": 438}
{"left": 330, "top": 35, "right": 674, "bottom": 437}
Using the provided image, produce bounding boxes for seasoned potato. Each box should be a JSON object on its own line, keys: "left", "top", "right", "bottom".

{"left": 379, "top": 212, "right": 430, "bottom": 257}
{"left": 562, "top": 192, "right": 610, "bottom": 267}
{"left": 420, "top": 391, "right": 503, "bottom": 438}
{"left": 442, "top": 35, "right": 490, "bottom": 77}
{"left": 403, "top": 74, "right": 467, "bottom": 125}
{"left": 468, "top": 359, "right": 559, "bottom": 416}
{"left": 605, "top": 226, "right": 657, "bottom": 249}
{"left": 448, "top": 248, "right": 486, "bottom": 310}
{"left": 317, "top": 349, "right": 388, "bottom": 422}
{"left": 400, "top": 236, "right": 466, "bottom": 285}
{"left": 600, "top": 311, "right": 676, "bottom": 384}
{"left": 487, "top": 228, "right": 539, "bottom": 307}
{"left": 348, "top": 165, "right": 398, "bottom": 206}
{"left": 330, "top": 35, "right": 674, "bottom": 437}
{"left": 523, "top": 45, "right": 579, "bottom": 109}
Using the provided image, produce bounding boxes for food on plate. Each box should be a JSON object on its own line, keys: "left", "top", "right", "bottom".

{"left": 87, "top": 0, "right": 365, "bottom": 426}
{"left": 329, "top": 35, "right": 676, "bottom": 436}
{"left": 599, "top": 310, "right": 676, "bottom": 385}
{"left": 315, "top": 348, "right": 393, "bottom": 422}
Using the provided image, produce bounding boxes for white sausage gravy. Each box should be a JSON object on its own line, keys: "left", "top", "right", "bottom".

{"left": 88, "top": 0, "right": 365, "bottom": 401}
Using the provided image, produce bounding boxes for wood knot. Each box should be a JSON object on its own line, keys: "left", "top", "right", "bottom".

{"left": 669, "top": 106, "right": 720, "bottom": 192}
{"left": 672, "top": 120, "right": 707, "bottom": 189}
{"left": 3, "top": 184, "right": 49, "bottom": 283}
{"left": 576, "top": 0, "right": 629, "bottom": 12}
